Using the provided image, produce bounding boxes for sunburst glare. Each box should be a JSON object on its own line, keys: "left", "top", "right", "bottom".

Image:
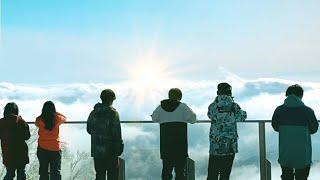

{"left": 123, "top": 51, "right": 179, "bottom": 109}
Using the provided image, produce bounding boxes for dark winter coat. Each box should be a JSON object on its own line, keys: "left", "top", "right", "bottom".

{"left": 87, "top": 103, "right": 123, "bottom": 158}
{"left": 0, "top": 115, "right": 31, "bottom": 168}
{"left": 272, "top": 95, "right": 318, "bottom": 169}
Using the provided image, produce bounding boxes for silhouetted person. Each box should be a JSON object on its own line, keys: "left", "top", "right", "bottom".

{"left": 152, "top": 88, "right": 196, "bottom": 180}
{"left": 36, "top": 101, "right": 66, "bottom": 180}
{"left": 207, "top": 83, "right": 247, "bottom": 180}
{"left": 272, "top": 84, "right": 318, "bottom": 180}
{"left": 87, "top": 89, "right": 123, "bottom": 180}
{"left": 0, "top": 103, "right": 30, "bottom": 180}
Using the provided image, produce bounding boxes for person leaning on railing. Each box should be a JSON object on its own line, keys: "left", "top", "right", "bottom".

{"left": 206, "top": 82, "right": 247, "bottom": 180}
{"left": 35, "top": 101, "right": 66, "bottom": 180}
{"left": 0, "top": 102, "right": 31, "bottom": 180}
{"left": 272, "top": 84, "right": 319, "bottom": 180}
{"left": 87, "top": 89, "right": 124, "bottom": 180}
{"left": 152, "top": 88, "right": 197, "bottom": 180}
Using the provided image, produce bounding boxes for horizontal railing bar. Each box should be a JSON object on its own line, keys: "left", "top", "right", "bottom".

{"left": 25, "top": 120, "right": 320, "bottom": 124}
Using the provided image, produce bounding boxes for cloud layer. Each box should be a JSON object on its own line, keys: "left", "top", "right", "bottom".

{"left": 1, "top": 74, "right": 320, "bottom": 179}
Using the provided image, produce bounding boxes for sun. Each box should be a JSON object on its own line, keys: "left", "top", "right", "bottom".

{"left": 123, "top": 57, "right": 176, "bottom": 109}
{"left": 129, "top": 60, "right": 171, "bottom": 89}
{"left": 121, "top": 47, "right": 187, "bottom": 109}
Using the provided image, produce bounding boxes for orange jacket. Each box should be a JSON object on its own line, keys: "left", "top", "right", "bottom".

{"left": 35, "top": 113, "right": 66, "bottom": 151}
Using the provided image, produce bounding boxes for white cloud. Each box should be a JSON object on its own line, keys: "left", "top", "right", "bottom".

{"left": 1, "top": 74, "right": 320, "bottom": 178}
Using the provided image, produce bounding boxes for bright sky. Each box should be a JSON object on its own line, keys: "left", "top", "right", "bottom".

{"left": 1, "top": 0, "right": 320, "bottom": 84}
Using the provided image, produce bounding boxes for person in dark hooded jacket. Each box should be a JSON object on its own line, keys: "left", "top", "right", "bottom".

{"left": 87, "top": 89, "right": 123, "bottom": 180}
{"left": 0, "top": 102, "right": 31, "bottom": 180}
{"left": 152, "top": 88, "right": 197, "bottom": 180}
{"left": 272, "top": 84, "right": 318, "bottom": 180}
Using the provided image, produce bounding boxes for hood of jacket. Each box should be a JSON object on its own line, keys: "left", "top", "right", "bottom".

{"left": 161, "top": 99, "right": 181, "bottom": 112}
{"left": 3, "top": 114, "right": 23, "bottom": 125}
{"left": 284, "top": 95, "right": 305, "bottom": 108}
{"left": 214, "top": 95, "right": 234, "bottom": 112}
{"left": 94, "top": 103, "right": 113, "bottom": 111}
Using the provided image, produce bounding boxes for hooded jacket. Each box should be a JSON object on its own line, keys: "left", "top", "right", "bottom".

{"left": 207, "top": 95, "right": 247, "bottom": 155}
{"left": 152, "top": 99, "right": 196, "bottom": 160}
{"left": 87, "top": 103, "right": 123, "bottom": 158}
{"left": 272, "top": 95, "right": 318, "bottom": 168}
{"left": 0, "top": 115, "right": 30, "bottom": 168}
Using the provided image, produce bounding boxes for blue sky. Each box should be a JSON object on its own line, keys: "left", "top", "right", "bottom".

{"left": 1, "top": 0, "right": 320, "bottom": 83}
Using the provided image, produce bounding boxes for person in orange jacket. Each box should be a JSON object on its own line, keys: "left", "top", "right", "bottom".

{"left": 35, "top": 101, "right": 66, "bottom": 180}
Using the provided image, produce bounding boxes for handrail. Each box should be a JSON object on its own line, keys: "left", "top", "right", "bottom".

{"left": 25, "top": 120, "right": 320, "bottom": 124}
{"left": 27, "top": 119, "right": 319, "bottom": 180}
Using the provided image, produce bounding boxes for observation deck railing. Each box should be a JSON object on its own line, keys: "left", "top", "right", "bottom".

{"left": 25, "top": 120, "right": 320, "bottom": 180}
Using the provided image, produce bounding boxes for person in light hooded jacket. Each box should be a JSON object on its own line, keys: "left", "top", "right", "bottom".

{"left": 272, "top": 84, "right": 318, "bottom": 180}
{"left": 207, "top": 83, "right": 247, "bottom": 180}
{"left": 152, "top": 88, "right": 196, "bottom": 180}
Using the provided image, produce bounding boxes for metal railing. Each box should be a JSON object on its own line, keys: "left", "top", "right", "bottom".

{"left": 26, "top": 120, "right": 320, "bottom": 180}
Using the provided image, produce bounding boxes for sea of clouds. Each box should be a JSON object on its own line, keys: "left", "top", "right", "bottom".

{"left": 0, "top": 73, "right": 320, "bottom": 179}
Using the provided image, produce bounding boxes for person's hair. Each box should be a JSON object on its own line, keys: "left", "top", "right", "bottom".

{"left": 3, "top": 102, "right": 19, "bottom": 118}
{"left": 100, "top": 89, "right": 116, "bottom": 104}
{"left": 168, "top": 88, "right": 182, "bottom": 101}
{"left": 286, "top": 84, "right": 304, "bottom": 98}
{"left": 40, "top": 101, "right": 56, "bottom": 131}
{"left": 217, "top": 82, "right": 232, "bottom": 96}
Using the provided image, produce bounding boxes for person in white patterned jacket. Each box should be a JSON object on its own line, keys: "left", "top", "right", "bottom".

{"left": 206, "top": 83, "right": 247, "bottom": 180}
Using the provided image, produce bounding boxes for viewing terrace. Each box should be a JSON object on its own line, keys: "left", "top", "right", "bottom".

{"left": 11, "top": 120, "right": 319, "bottom": 180}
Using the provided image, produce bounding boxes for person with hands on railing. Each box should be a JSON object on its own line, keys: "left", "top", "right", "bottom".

{"left": 35, "top": 101, "right": 66, "bottom": 180}
{"left": 0, "top": 102, "right": 31, "bottom": 180}
{"left": 272, "top": 84, "right": 318, "bottom": 180}
{"left": 152, "top": 88, "right": 196, "bottom": 180}
{"left": 87, "top": 89, "right": 123, "bottom": 180}
{"left": 207, "top": 82, "right": 247, "bottom": 180}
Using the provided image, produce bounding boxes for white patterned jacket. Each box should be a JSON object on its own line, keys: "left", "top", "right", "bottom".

{"left": 208, "top": 95, "right": 247, "bottom": 155}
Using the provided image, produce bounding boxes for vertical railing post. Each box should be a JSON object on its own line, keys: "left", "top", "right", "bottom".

{"left": 259, "top": 122, "right": 267, "bottom": 180}
{"left": 186, "top": 157, "right": 195, "bottom": 180}
{"left": 118, "top": 158, "right": 125, "bottom": 180}
{"left": 266, "top": 159, "right": 272, "bottom": 180}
